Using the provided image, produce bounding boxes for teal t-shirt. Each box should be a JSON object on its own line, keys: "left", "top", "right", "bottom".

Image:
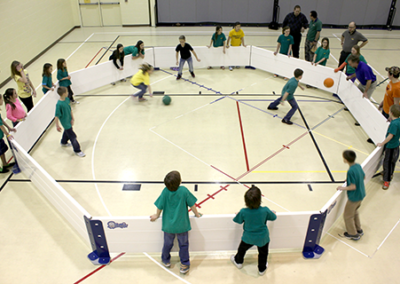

{"left": 211, "top": 32, "right": 227, "bottom": 47}
{"left": 0, "top": 114, "right": 4, "bottom": 139}
{"left": 233, "top": 206, "right": 277, "bottom": 247}
{"left": 346, "top": 163, "right": 366, "bottom": 202}
{"left": 42, "top": 75, "right": 53, "bottom": 94}
{"left": 314, "top": 47, "right": 330, "bottom": 66}
{"left": 278, "top": 34, "right": 294, "bottom": 55}
{"left": 307, "top": 18, "right": 322, "bottom": 41}
{"left": 123, "top": 46, "right": 145, "bottom": 57}
{"left": 386, "top": 117, "right": 400, "bottom": 149}
{"left": 345, "top": 54, "right": 367, "bottom": 75}
{"left": 154, "top": 185, "right": 197, "bottom": 234}
{"left": 55, "top": 98, "right": 72, "bottom": 130}
{"left": 57, "top": 69, "right": 71, "bottom": 87}
{"left": 281, "top": 77, "right": 299, "bottom": 101}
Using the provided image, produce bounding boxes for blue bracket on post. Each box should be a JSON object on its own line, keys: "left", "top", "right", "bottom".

{"left": 8, "top": 140, "right": 21, "bottom": 174}
{"left": 302, "top": 210, "right": 327, "bottom": 259}
{"left": 84, "top": 216, "right": 111, "bottom": 265}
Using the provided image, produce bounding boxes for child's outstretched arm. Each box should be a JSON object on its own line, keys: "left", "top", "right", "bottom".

{"left": 274, "top": 43, "right": 281, "bottom": 55}
{"left": 207, "top": 39, "right": 213, "bottom": 48}
{"left": 377, "top": 133, "right": 393, "bottom": 147}
{"left": 337, "top": 183, "right": 356, "bottom": 191}
{"left": 0, "top": 124, "right": 15, "bottom": 140}
{"left": 150, "top": 208, "right": 162, "bottom": 221}
{"left": 190, "top": 205, "right": 202, "bottom": 218}
{"left": 191, "top": 50, "right": 201, "bottom": 62}
{"left": 2, "top": 118, "right": 16, "bottom": 134}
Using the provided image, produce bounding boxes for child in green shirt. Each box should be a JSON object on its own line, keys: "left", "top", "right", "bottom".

{"left": 150, "top": 171, "right": 202, "bottom": 274}
{"left": 312, "top": 37, "right": 330, "bottom": 66}
{"left": 377, "top": 104, "right": 400, "bottom": 189}
{"left": 337, "top": 150, "right": 366, "bottom": 240}
{"left": 231, "top": 185, "right": 277, "bottom": 276}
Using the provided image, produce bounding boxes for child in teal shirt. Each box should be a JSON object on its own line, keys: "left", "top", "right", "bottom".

{"left": 274, "top": 26, "right": 294, "bottom": 56}
{"left": 231, "top": 185, "right": 276, "bottom": 275}
{"left": 337, "top": 150, "right": 366, "bottom": 240}
{"left": 377, "top": 104, "right": 400, "bottom": 189}
{"left": 42, "top": 63, "right": 55, "bottom": 94}
{"left": 312, "top": 37, "right": 330, "bottom": 66}
{"left": 150, "top": 171, "right": 202, "bottom": 274}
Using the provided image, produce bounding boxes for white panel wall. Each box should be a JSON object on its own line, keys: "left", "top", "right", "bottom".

{"left": 97, "top": 212, "right": 315, "bottom": 253}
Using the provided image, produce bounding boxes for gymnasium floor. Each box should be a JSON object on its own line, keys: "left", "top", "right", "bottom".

{"left": 0, "top": 26, "right": 399, "bottom": 284}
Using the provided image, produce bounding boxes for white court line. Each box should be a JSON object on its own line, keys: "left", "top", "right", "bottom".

{"left": 66, "top": 33, "right": 94, "bottom": 60}
{"left": 143, "top": 252, "right": 192, "bottom": 284}
{"left": 327, "top": 233, "right": 370, "bottom": 258}
{"left": 91, "top": 75, "right": 172, "bottom": 216}
{"left": 261, "top": 196, "right": 290, "bottom": 212}
{"left": 370, "top": 217, "right": 400, "bottom": 258}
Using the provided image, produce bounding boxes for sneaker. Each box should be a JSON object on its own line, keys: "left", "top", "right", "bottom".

{"left": 162, "top": 262, "right": 171, "bottom": 268}
{"left": 111, "top": 82, "right": 116, "bottom": 85}
{"left": 220, "top": 66, "right": 225, "bottom": 70}
{"left": 259, "top": 262, "right": 268, "bottom": 276}
{"left": 4, "top": 162, "right": 15, "bottom": 168}
{"left": 207, "top": 66, "right": 212, "bottom": 70}
{"left": 343, "top": 232, "right": 361, "bottom": 241}
{"left": 273, "top": 74, "right": 278, "bottom": 78}
{"left": 344, "top": 107, "right": 349, "bottom": 111}
{"left": 383, "top": 181, "right": 390, "bottom": 190}
{"left": 72, "top": 100, "right": 80, "bottom": 104}
{"left": 61, "top": 142, "right": 72, "bottom": 147}
{"left": 230, "top": 255, "right": 242, "bottom": 269}
{"left": 367, "top": 138, "right": 374, "bottom": 144}
{"left": 284, "top": 77, "right": 289, "bottom": 81}
{"left": 138, "top": 98, "right": 147, "bottom": 102}
{"left": 355, "top": 122, "right": 360, "bottom": 126}
{"left": 121, "top": 78, "right": 126, "bottom": 82}
{"left": 282, "top": 119, "right": 293, "bottom": 125}
{"left": 357, "top": 229, "right": 364, "bottom": 236}
{"left": 75, "top": 151, "right": 86, "bottom": 157}
{"left": 229, "top": 66, "right": 233, "bottom": 71}
{"left": 176, "top": 74, "right": 182, "bottom": 80}
{"left": 236, "top": 66, "right": 240, "bottom": 69}
{"left": 0, "top": 168, "right": 10, "bottom": 174}
{"left": 268, "top": 106, "right": 278, "bottom": 110}
{"left": 190, "top": 71, "right": 195, "bottom": 78}
{"left": 180, "top": 264, "right": 190, "bottom": 274}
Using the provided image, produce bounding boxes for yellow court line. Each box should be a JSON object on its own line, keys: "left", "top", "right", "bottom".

{"left": 312, "top": 131, "right": 370, "bottom": 156}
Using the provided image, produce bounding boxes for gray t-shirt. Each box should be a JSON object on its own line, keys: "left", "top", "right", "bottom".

{"left": 342, "top": 30, "right": 367, "bottom": 52}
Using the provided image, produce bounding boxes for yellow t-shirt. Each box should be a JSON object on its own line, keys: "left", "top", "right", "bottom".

{"left": 14, "top": 70, "right": 32, "bottom": 98}
{"left": 130, "top": 70, "right": 150, "bottom": 86}
{"left": 229, "top": 29, "right": 245, "bottom": 46}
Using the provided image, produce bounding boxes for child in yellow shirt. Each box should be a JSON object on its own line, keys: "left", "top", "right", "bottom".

{"left": 130, "top": 64, "right": 153, "bottom": 102}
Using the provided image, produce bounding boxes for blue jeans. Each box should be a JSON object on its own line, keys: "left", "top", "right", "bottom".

{"left": 61, "top": 127, "right": 81, "bottom": 153}
{"left": 269, "top": 97, "right": 299, "bottom": 121}
{"left": 178, "top": 57, "right": 193, "bottom": 75}
{"left": 161, "top": 231, "right": 190, "bottom": 266}
{"left": 132, "top": 83, "right": 147, "bottom": 99}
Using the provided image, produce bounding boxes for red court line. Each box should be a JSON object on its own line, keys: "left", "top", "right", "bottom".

{"left": 85, "top": 48, "right": 103, "bottom": 68}
{"left": 236, "top": 101, "right": 250, "bottom": 171}
{"left": 73, "top": 252, "right": 125, "bottom": 284}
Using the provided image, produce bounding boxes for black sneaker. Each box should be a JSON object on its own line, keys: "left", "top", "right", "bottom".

{"left": 0, "top": 168, "right": 10, "bottom": 174}
{"left": 268, "top": 106, "right": 278, "bottom": 110}
{"left": 344, "top": 232, "right": 360, "bottom": 240}
{"left": 190, "top": 71, "right": 195, "bottom": 78}
{"left": 367, "top": 138, "right": 374, "bottom": 144}
{"left": 176, "top": 74, "right": 182, "bottom": 80}
{"left": 282, "top": 119, "right": 293, "bottom": 125}
{"left": 357, "top": 230, "right": 364, "bottom": 236}
{"left": 355, "top": 122, "right": 360, "bottom": 126}
{"left": 4, "top": 162, "right": 15, "bottom": 168}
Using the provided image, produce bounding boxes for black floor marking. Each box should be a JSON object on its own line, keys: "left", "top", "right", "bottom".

{"left": 308, "top": 184, "right": 313, "bottom": 191}
{"left": 194, "top": 184, "right": 198, "bottom": 191}
{"left": 297, "top": 106, "right": 335, "bottom": 182}
{"left": 122, "top": 184, "right": 141, "bottom": 191}
{"left": 9, "top": 179, "right": 344, "bottom": 185}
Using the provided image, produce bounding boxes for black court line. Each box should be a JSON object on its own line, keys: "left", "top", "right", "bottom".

{"left": 298, "top": 106, "right": 335, "bottom": 182}
{"left": 9, "top": 179, "right": 344, "bottom": 184}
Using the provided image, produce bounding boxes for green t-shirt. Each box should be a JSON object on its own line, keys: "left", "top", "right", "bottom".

{"left": 346, "top": 163, "right": 366, "bottom": 202}
{"left": 306, "top": 18, "right": 322, "bottom": 41}
{"left": 154, "top": 185, "right": 197, "bottom": 234}
{"left": 278, "top": 34, "right": 294, "bottom": 55}
{"left": 345, "top": 54, "right": 367, "bottom": 75}
{"left": 55, "top": 98, "right": 72, "bottom": 130}
{"left": 0, "top": 114, "right": 4, "bottom": 139}
{"left": 281, "top": 77, "right": 299, "bottom": 101}
{"left": 386, "top": 117, "right": 400, "bottom": 149}
{"left": 57, "top": 69, "right": 71, "bottom": 87}
{"left": 123, "top": 46, "right": 145, "bottom": 57}
{"left": 42, "top": 75, "right": 53, "bottom": 94}
{"left": 314, "top": 47, "right": 330, "bottom": 66}
{"left": 211, "top": 32, "right": 226, "bottom": 47}
{"left": 233, "top": 206, "right": 277, "bottom": 247}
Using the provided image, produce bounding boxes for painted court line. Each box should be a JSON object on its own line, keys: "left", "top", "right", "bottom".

{"left": 236, "top": 101, "right": 250, "bottom": 171}
{"left": 143, "top": 252, "right": 192, "bottom": 284}
{"left": 252, "top": 170, "right": 346, "bottom": 173}
{"left": 370, "top": 217, "right": 400, "bottom": 258}
{"left": 311, "top": 107, "right": 345, "bottom": 131}
{"left": 312, "top": 131, "right": 370, "bottom": 156}
{"left": 326, "top": 233, "right": 370, "bottom": 258}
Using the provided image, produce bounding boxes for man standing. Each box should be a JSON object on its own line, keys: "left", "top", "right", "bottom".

{"left": 339, "top": 22, "right": 368, "bottom": 66}
{"left": 379, "top": 66, "right": 400, "bottom": 119}
{"left": 347, "top": 55, "right": 377, "bottom": 99}
{"left": 282, "top": 5, "right": 308, "bottom": 58}
{"left": 305, "top": 11, "right": 322, "bottom": 62}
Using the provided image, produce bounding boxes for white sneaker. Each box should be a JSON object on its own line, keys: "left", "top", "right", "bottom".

{"left": 60, "top": 142, "right": 72, "bottom": 147}
{"left": 230, "top": 255, "right": 242, "bottom": 269}
{"left": 72, "top": 100, "right": 80, "bottom": 104}
{"left": 259, "top": 262, "right": 268, "bottom": 276}
{"left": 229, "top": 66, "right": 233, "bottom": 71}
{"left": 75, "top": 151, "right": 86, "bottom": 157}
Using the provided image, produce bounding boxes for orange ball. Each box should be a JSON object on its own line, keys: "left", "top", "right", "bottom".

{"left": 324, "top": 78, "right": 334, "bottom": 88}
